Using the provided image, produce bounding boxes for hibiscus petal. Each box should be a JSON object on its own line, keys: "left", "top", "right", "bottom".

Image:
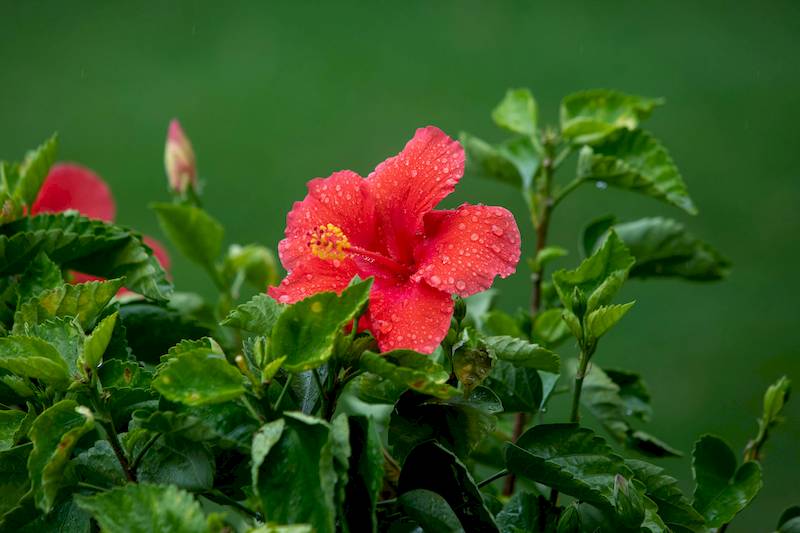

{"left": 31, "top": 163, "right": 116, "bottom": 222}
{"left": 268, "top": 257, "right": 358, "bottom": 304}
{"left": 413, "top": 204, "right": 521, "bottom": 297}
{"left": 367, "top": 277, "right": 454, "bottom": 354}
{"left": 278, "top": 170, "right": 376, "bottom": 270}
{"left": 366, "top": 126, "right": 464, "bottom": 263}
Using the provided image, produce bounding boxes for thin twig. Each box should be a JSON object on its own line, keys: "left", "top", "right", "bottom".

{"left": 131, "top": 432, "right": 162, "bottom": 472}
{"left": 478, "top": 469, "right": 509, "bottom": 488}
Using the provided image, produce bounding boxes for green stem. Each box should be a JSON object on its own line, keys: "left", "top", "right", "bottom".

{"left": 478, "top": 469, "right": 509, "bottom": 488}
{"left": 569, "top": 348, "right": 591, "bottom": 424}
{"left": 240, "top": 394, "right": 265, "bottom": 423}
{"left": 131, "top": 432, "right": 162, "bottom": 472}
{"left": 204, "top": 489, "right": 261, "bottom": 521}
{"left": 89, "top": 385, "right": 136, "bottom": 482}
{"left": 273, "top": 373, "right": 293, "bottom": 412}
{"left": 551, "top": 177, "right": 585, "bottom": 208}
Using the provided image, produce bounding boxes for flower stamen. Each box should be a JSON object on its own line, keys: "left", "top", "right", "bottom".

{"left": 308, "top": 223, "right": 351, "bottom": 261}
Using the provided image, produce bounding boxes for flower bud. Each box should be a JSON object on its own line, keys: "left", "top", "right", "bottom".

{"left": 164, "top": 119, "right": 197, "bottom": 195}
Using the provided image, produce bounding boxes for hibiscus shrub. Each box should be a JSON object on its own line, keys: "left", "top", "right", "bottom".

{"left": 0, "top": 89, "right": 793, "bottom": 533}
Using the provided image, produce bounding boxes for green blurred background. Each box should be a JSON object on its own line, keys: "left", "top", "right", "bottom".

{"left": 2, "top": 1, "right": 798, "bottom": 528}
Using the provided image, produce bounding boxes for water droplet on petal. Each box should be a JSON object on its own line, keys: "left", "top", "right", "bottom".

{"left": 411, "top": 169, "right": 418, "bottom": 177}
{"left": 456, "top": 280, "right": 466, "bottom": 291}
{"left": 491, "top": 225, "right": 504, "bottom": 236}
{"left": 429, "top": 275, "right": 442, "bottom": 286}
{"left": 470, "top": 233, "right": 479, "bottom": 241}
{"left": 279, "top": 295, "right": 290, "bottom": 303}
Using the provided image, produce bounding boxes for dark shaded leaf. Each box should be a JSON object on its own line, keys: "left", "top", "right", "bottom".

{"left": 398, "top": 441, "right": 498, "bottom": 532}
{"left": 398, "top": 489, "right": 463, "bottom": 533}
{"left": 504, "top": 423, "right": 631, "bottom": 511}
{"left": 627, "top": 459, "right": 705, "bottom": 532}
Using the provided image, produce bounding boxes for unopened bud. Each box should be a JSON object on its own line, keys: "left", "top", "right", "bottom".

{"left": 164, "top": 119, "right": 197, "bottom": 195}
{"left": 453, "top": 296, "right": 467, "bottom": 324}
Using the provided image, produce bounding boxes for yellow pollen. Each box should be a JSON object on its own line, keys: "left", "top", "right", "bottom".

{"left": 309, "top": 223, "right": 351, "bottom": 261}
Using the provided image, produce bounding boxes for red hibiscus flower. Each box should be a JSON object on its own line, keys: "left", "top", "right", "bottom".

{"left": 31, "top": 163, "right": 170, "bottom": 287}
{"left": 269, "top": 127, "right": 521, "bottom": 353}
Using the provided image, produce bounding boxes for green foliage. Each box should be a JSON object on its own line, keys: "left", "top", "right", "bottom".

{"left": 222, "top": 292, "right": 284, "bottom": 334}
{"left": 271, "top": 279, "right": 372, "bottom": 372}
{"left": 505, "top": 424, "right": 632, "bottom": 512}
{"left": 560, "top": 89, "right": 662, "bottom": 144}
{"left": 0, "top": 90, "right": 785, "bottom": 533}
{"left": 492, "top": 88, "right": 538, "bottom": 136}
{"left": 0, "top": 213, "right": 172, "bottom": 300}
{"left": 28, "top": 400, "right": 95, "bottom": 512}
{"left": 151, "top": 203, "right": 224, "bottom": 268}
{"left": 152, "top": 344, "right": 245, "bottom": 406}
{"left": 576, "top": 128, "right": 697, "bottom": 214}
{"left": 75, "top": 483, "right": 209, "bottom": 533}
{"left": 692, "top": 435, "right": 762, "bottom": 528}
{"left": 14, "top": 134, "right": 59, "bottom": 206}
{"left": 359, "top": 350, "right": 457, "bottom": 399}
{"left": 14, "top": 278, "right": 123, "bottom": 331}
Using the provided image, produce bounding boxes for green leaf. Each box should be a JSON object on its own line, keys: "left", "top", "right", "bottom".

{"left": 15, "top": 134, "right": 58, "bottom": 205}
{"left": 398, "top": 489, "right": 463, "bottom": 533}
{"left": 485, "top": 361, "right": 542, "bottom": 413}
{"left": 576, "top": 362, "right": 680, "bottom": 458}
{"left": 0, "top": 213, "right": 171, "bottom": 300}
{"left": 14, "top": 278, "right": 123, "bottom": 331}
{"left": 152, "top": 203, "right": 224, "bottom": 268}
{"left": 581, "top": 214, "right": 617, "bottom": 259}
{"left": 17, "top": 252, "right": 63, "bottom": 303}
{"left": 504, "top": 423, "right": 632, "bottom": 511}
{"left": 453, "top": 348, "right": 493, "bottom": 395}
{"left": 389, "top": 387, "right": 501, "bottom": 463}
{"left": 83, "top": 312, "right": 118, "bottom": 370}
{"left": 21, "top": 317, "right": 85, "bottom": 377}
{"left": 0, "top": 443, "right": 32, "bottom": 517}
{"left": 73, "top": 440, "right": 127, "bottom": 488}
{"left": 28, "top": 400, "right": 95, "bottom": 512}
{"left": 560, "top": 89, "right": 663, "bottom": 144}
{"left": 152, "top": 346, "right": 245, "bottom": 406}
{"left": 75, "top": 482, "right": 209, "bottom": 533}
{"left": 272, "top": 279, "right": 371, "bottom": 373}
{"left": 492, "top": 88, "right": 538, "bottom": 136}
{"left": 532, "top": 308, "right": 571, "bottom": 348}
{"left": 612, "top": 217, "right": 730, "bottom": 281}
{"left": 222, "top": 293, "right": 284, "bottom": 334}
{"left": 252, "top": 413, "right": 337, "bottom": 533}
{"left": 496, "top": 492, "right": 553, "bottom": 533}
{"left": 135, "top": 435, "right": 214, "bottom": 491}
{"left": 461, "top": 134, "right": 541, "bottom": 193}
{"left": 0, "top": 336, "right": 70, "bottom": 387}
{"left": 359, "top": 350, "right": 458, "bottom": 399}
{"left": 0, "top": 495, "right": 91, "bottom": 533}
{"left": 222, "top": 243, "right": 279, "bottom": 290}
{"left": 627, "top": 459, "right": 705, "bottom": 532}
{"left": 552, "top": 231, "right": 634, "bottom": 315}
{"left": 118, "top": 302, "right": 210, "bottom": 364}
{"left": 576, "top": 128, "right": 697, "bottom": 214}
{"left": 0, "top": 410, "right": 26, "bottom": 451}
{"left": 483, "top": 335, "right": 559, "bottom": 373}
{"left": 398, "top": 441, "right": 498, "bottom": 532}
{"left": 746, "top": 375, "right": 791, "bottom": 459}
{"left": 585, "top": 302, "right": 635, "bottom": 340}
{"left": 342, "top": 416, "right": 384, "bottom": 533}
{"left": 692, "top": 435, "right": 763, "bottom": 527}
{"left": 778, "top": 506, "right": 800, "bottom": 533}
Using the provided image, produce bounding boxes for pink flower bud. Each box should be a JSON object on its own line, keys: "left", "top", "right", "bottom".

{"left": 164, "top": 119, "right": 197, "bottom": 194}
